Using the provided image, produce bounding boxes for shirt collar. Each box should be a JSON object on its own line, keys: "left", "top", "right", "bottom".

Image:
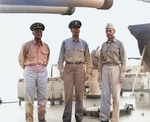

{"left": 106, "top": 38, "right": 117, "bottom": 44}
{"left": 71, "top": 37, "right": 80, "bottom": 43}
{"left": 33, "top": 39, "right": 43, "bottom": 46}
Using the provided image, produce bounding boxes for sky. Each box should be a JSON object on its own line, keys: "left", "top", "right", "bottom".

{"left": 0, "top": 0, "right": 150, "bottom": 101}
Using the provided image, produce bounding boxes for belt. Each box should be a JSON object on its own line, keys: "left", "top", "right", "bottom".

{"left": 66, "top": 62, "right": 83, "bottom": 65}
{"left": 104, "top": 63, "right": 118, "bottom": 66}
{"left": 28, "top": 64, "right": 45, "bottom": 67}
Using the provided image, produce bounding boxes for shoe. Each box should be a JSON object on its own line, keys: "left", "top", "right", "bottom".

{"left": 39, "top": 120, "right": 47, "bottom": 122}
{"left": 39, "top": 117, "right": 47, "bottom": 122}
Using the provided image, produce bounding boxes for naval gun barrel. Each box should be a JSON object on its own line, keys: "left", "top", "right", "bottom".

{"left": 0, "top": 0, "right": 113, "bottom": 14}
{"left": 0, "top": 5, "right": 75, "bottom": 15}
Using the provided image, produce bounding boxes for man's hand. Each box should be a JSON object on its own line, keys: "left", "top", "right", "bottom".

{"left": 60, "top": 72, "right": 63, "bottom": 79}
{"left": 99, "top": 83, "right": 102, "bottom": 89}
{"left": 57, "top": 77, "right": 63, "bottom": 82}
{"left": 97, "top": 74, "right": 102, "bottom": 89}
{"left": 119, "top": 76, "right": 124, "bottom": 83}
{"left": 57, "top": 72, "right": 64, "bottom": 82}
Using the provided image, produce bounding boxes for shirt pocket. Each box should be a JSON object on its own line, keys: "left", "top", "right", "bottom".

{"left": 41, "top": 50, "right": 49, "bottom": 60}
{"left": 78, "top": 48, "right": 85, "bottom": 58}
{"left": 65, "top": 47, "right": 73, "bottom": 57}
{"left": 111, "top": 44, "right": 119, "bottom": 55}
{"left": 27, "top": 49, "right": 36, "bottom": 58}
{"left": 102, "top": 48, "right": 107, "bottom": 61}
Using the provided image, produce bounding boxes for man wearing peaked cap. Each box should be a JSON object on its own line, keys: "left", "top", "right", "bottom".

{"left": 30, "top": 22, "right": 45, "bottom": 31}
{"left": 98, "top": 23, "right": 126, "bottom": 122}
{"left": 18, "top": 22, "right": 50, "bottom": 122}
{"left": 58, "top": 20, "right": 92, "bottom": 122}
{"left": 68, "top": 20, "right": 82, "bottom": 29}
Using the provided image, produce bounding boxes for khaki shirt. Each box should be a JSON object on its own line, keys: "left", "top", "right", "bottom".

{"left": 98, "top": 38, "right": 126, "bottom": 80}
{"left": 57, "top": 37, "right": 92, "bottom": 74}
{"left": 18, "top": 40, "right": 50, "bottom": 69}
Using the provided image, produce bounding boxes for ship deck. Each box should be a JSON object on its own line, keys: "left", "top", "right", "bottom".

{"left": 0, "top": 92, "right": 150, "bottom": 122}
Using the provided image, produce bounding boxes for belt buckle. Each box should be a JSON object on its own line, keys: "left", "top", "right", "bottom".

{"left": 73, "top": 62, "right": 76, "bottom": 65}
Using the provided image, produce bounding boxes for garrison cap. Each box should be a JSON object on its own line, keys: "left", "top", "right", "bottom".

{"left": 30, "top": 22, "right": 45, "bottom": 31}
{"left": 106, "top": 23, "right": 115, "bottom": 30}
{"left": 68, "top": 20, "right": 82, "bottom": 29}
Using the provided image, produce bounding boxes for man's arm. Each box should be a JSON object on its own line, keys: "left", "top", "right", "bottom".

{"left": 57, "top": 41, "right": 65, "bottom": 78}
{"left": 120, "top": 42, "right": 126, "bottom": 77}
{"left": 18, "top": 44, "right": 26, "bottom": 69}
{"left": 84, "top": 44, "right": 92, "bottom": 80}
{"left": 46, "top": 44, "right": 50, "bottom": 66}
{"left": 119, "top": 42, "right": 126, "bottom": 83}
{"left": 97, "top": 48, "right": 102, "bottom": 83}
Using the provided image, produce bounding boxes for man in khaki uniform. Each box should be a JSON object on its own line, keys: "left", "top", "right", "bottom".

{"left": 57, "top": 20, "right": 92, "bottom": 122}
{"left": 18, "top": 22, "right": 50, "bottom": 122}
{"left": 98, "top": 23, "right": 126, "bottom": 122}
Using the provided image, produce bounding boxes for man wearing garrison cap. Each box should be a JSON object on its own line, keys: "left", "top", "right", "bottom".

{"left": 18, "top": 22, "right": 50, "bottom": 122}
{"left": 98, "top": 23, "right": 126, "bottom": 122}
{"left": 58, "top": 20, "right": 92, "bottom": 122}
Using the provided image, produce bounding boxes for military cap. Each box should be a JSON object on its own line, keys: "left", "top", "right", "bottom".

{"left": 30, "top": 22, "right": 45, "bottom": 31}
{"left": 68, "top": 20, "right": 82, "bottom": 29}
{"left": 106, "top": 23, "right": 115, "bottom": 30}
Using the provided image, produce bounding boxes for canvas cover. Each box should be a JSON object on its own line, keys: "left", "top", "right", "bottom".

{"left": 128, "top": 23, "right": 150, "bottom": 71}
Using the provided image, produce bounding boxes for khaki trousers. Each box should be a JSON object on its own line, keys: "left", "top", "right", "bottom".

{"left": 99, "top": 65, "right": 121, "bottom": 122}
{"left": 24, "top": 66, "right": 47, "bottom": 122}
{"left": 62, "top": 64, "right": 85, "bottom": 122}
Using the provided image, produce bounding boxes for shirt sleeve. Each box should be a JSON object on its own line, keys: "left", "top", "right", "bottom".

{"left": 18, "top": 44, "right": 26, "bottom": 69}
{"left": 98, "top": 48, "right": 102, "bottom": 81}
{"left": 84, "top": 44, "right": 92, "bottom": 74}
{"left": 120, "top": 42, "right": 127, "bottom": 77}
{"left": 46, "top": 44, "right": 50, "bottom": 66}
{"left": 57, "top": 41, "right": 65, "bottom": 73}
